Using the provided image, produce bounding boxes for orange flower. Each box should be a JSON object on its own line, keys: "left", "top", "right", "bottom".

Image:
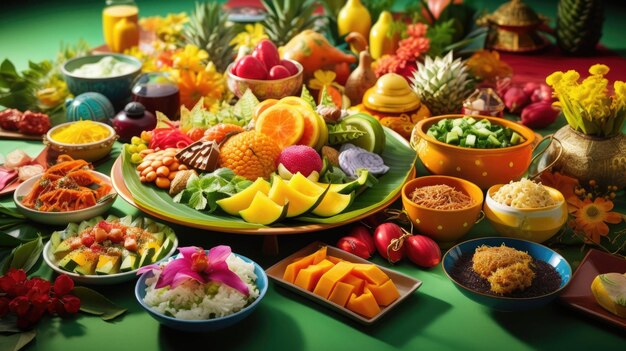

{"left": 177, "top": 63, "right": 225, "bottom": 109}
{"left": 539, "top": 171, "right": 579, "bottom": 203}
{"left": 466, "top": 50, "right": 513, "bottom": 83}
{"left": 568, "top": 197, "right": 623, "bottom": 244}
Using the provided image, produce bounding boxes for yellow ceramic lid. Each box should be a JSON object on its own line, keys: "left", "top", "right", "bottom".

{"left": 363, "top": 73, "right": 422, "bottom": 113}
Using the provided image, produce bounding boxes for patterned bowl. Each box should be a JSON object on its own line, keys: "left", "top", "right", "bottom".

{"left": 484, "top": 184, "right": 568, "bottom": 243}
{"left": 410, "top": 115, "right": 537, "bottom": 189}
{"left": 44, "top": 121, "right": 117, "bottom": 162}
{"left": 66, "top": 92, "right": 115, "bottom": 123}
{"left": 61, "top": 54, "right": 142, "bottom": 109}
{"left": 401, "top": 175, "right": 484, "bottom": 248}
{"left": 226, "top": 60, "right": 303, "bottom": 100}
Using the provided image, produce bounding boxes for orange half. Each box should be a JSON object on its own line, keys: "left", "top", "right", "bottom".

{"left": 256, "top": 105, "right": 305, "bottom": 149}
{"left": 253, "top": 99, "right": 278, "bottom": 121}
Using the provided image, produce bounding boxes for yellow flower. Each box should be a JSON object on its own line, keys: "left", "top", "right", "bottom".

{"left": 568, "top": 197, "right": 623, "bottom": 244}
{"left": 309, "top": 70, "right": 340, "bottom": 90}
{"left": 229, "top": 23, "right": 268, "bottom": 50}
{"left": 163, "top": 12, "right": 188, "bottom": 28}
{"left": 562, "top": 70, "right": 580, "bottom": 83}
{"left": 177, "top": 62, "right": 225, "bottom": 109}
{"left": 546, "top": 71, "right": 563, "bottom": 86}
{"left": 172, "top": 45, "right": 209, "bottom": 72}
{"left": 139, "top": 16, "right": 165, "bottom": 32}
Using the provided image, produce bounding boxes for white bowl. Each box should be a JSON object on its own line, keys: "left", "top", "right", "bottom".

{"left": 43, "top": 229, "right": 178, "bottom": 285}
{"left": 14, "top": 171, "right": 116, "bottom": 225}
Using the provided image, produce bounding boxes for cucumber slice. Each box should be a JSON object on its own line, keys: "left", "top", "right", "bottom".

{"left": 466, "top": 134, "right": 477, "bottom": 147}
{"left": 341, "top": 114, "right": 386, "bottom": 155}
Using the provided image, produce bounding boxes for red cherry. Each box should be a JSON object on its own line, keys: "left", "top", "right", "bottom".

{"left": 280, "top": 59, "right": 299, "bottom": 75}
{"left": 252, "top": 39, "right": 280, "bottom": 70}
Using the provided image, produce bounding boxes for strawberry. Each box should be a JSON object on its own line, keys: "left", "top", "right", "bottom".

{"left": 268, "top": 65, "right": 291, "bottom": 80}
{"left": 235, "top": 55, "right": 268, "bottom": 80}
{"left": 252, "top": 39, "right": 280, "bottom": 70}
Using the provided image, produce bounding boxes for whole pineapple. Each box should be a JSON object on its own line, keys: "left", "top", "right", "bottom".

{"left": 262, "top": 0, "right": 321, "bottom": 47}
{"left": 183, "top": 2, "right": 236, "bottom": 73}
{"left": 556, "top": 0, "right": 604, "bottom": 56}
{"left": 409, "top": 52, "right": 474, "bottom": 116}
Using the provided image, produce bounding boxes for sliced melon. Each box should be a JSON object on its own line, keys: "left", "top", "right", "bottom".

{"left": 288, "top": 172, "right": 327, "bottom": 197}
{"left": 240, "top": 192, "right": 288, "bottom": 225}
{"left": 269, "top": 176, "right": 325, "bottom": 218}
{"left": 312, "top": 191, "right": 355, "bottom": 217}
{"left": 216, "top": 178, "right": 272, "bottom": 216}
{"left": 325, "top": 169, "right": 370, "bottom": 194}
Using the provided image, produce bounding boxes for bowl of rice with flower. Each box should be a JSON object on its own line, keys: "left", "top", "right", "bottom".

{"left": 402, "top": 175, "right": 484, "bottom": 247}
{"left": 484, "top": 178, "right": 568, "bottom": 243}
{"left": 135, "top": 245, "right": 267, "bottom": 332}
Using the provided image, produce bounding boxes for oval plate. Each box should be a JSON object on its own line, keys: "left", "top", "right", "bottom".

{"left": 111, "top": 128, "right": 416, "bottom": 234}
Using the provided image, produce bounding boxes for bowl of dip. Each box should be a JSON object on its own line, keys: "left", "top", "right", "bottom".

{"left": 62, "top": 54, "right": 142, "bottom": 109}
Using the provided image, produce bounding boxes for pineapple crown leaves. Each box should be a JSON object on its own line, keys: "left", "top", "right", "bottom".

{"left": 262, "top": 0, "right": 322, "bottom": 47}
{"left": 183, "top": 2, "right": 236, "bottom": 73}
{"left": 409, "top": 51, "right": 475, "bottom": 115}
{"left": 410, "top": 52, "right": 474, "bottom": 96}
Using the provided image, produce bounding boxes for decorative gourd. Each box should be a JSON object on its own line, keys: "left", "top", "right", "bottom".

{"left": 369, "top": 11, "right": 398, "bottom": 60}
{"left": 337, "top": 0, "right": 372, "bottom": 39}
{"left": 344, "top": 50, "right": 377, "bottom": 105}
{"left": 281, "top": 30, "right": 356, "bottom": 80}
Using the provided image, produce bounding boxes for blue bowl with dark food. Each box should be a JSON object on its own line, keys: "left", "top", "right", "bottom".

{"left": 61, "top": 54, "right": 141, "bottom": 109}
{"left": 135, "top": 252, "right": 267, "bottom": 332}
{"left": 442, "top": 237, "right": 571, "bottom": 311}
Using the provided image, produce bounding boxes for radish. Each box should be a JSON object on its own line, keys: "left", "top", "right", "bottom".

{"left": 374, "top": 223, "right": 405, "bottom": 264}
{"left": 404, "top": 235, "right": 441, "bottom": 268}
{"left": 337, "top": 236, "right": 371, "bottom": 259}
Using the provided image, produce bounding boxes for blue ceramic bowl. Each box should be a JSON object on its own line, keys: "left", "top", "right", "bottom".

{"left": 442, "top": 237, "right": 571, "bottom": 311}
{"left": 135, "top": 253, "right": 268, "bottom": 332}
{"left": 61, "top": 54, "right": 141, "bottom": 109}
{"left": 66, "top": 92, "right": 115, "bottom": 123}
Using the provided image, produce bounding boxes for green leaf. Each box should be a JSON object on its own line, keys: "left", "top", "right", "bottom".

{"left": 189, "top": 191, "right": 208, "bottom": 211}
{"left": 319, "top": 86, "right": 335, "bottom": 107}
{"left": 1, "top": 237, "right": 43, "bottom": 274}
{"left": 232, "top": 89, "right": 259, "bottom": 123}
{"left": 73, "top": 286, "right": 127, "bottom": 321}
{"left": 300, "top": 86, "right": 317, "bottom": 110}
{"left": 320, "top": 165, "right": 348, "bottom": 184}
{"left": 427, "top": 20, "right": 456, "bottom": 57}
{"left": 0, "top": 330, "right": 36, "bottom": 351}
{"left": 327, "top": 122, "right": 367, "bottom": 145}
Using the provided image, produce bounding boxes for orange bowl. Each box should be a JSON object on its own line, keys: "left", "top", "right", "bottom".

{"left": 410, "top": 115, "right": 536, "bottom": 189}
{"left": 401, "top": 176, "right": 484, "bottom": 247}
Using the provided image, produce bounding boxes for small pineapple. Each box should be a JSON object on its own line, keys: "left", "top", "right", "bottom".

{"left": 410, "top": 52, "right": 474, "bottom": 116}
{"left": 183, "top": 2, "right": 236, "bottom": 73}
{"left": 262, "top": 0, "right": 321, "bottom": 47}
{"left": 557, "top": 0, "right": 604, "bottom": 55}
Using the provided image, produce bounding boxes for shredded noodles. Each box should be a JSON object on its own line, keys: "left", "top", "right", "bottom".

{"left": 410, "top": 184, "right": 473, "bottom": 210}
{"left": 491, "top": 178, "right": 557, "bottom": 209}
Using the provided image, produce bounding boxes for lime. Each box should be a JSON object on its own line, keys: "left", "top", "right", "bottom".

{"left": 341, "top": 113, "right": 386, "bottom": 154}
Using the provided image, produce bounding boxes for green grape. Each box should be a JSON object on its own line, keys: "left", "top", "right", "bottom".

{"left": 131, "top": 136, "right": 142, "bottom": 145}
{"left": 127, "top": 145, "right": 138, "bottom": 154}
{"left": 136, "top": 143, "right": 147, "bottom": 152}
{"left": 130, "top": 153, "right": 143, "bottom": 163}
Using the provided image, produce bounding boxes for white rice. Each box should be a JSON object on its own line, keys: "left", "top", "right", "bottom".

{"left": 143, "top": 254, "right": 259, "bottom": 320}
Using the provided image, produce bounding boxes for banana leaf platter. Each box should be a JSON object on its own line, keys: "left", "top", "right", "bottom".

{"left": 111, "top": 128, "right": 416, "bottom": 234}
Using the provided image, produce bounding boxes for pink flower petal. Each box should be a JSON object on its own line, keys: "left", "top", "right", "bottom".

{"left": 136, "top": 264, "right": 160, "bottom": 276}
{"left": 170, "top": 271, "right": 205, "bottom": 288}
{"left": 178, "top": 246, "right": 201, "bottom": 260}
{"left": 207, "top": 245, "right": 231, "bottom": 265}
{"left": 208, "top": 269, "right": 249, "bottom": 296}
{"left": 156, "top": 260, "right": 191, "bottom": 288}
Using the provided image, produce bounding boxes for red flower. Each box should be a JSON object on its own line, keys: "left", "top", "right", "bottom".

{"left": 61, "top": 295, "right": 81, "bottom": 315}
{"left": 9, "top": 296, "right": 30, "bottom": 317}
{"left": 0, "top": 296, "right": 10, "bottom": 317}
{"left": 53, "top": 274, "right": 74, "bottom": 296}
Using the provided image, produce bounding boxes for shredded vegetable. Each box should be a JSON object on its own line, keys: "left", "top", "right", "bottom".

{"left": 50, "top": 120, "right": 111, "bottom": 144}
{"left": 148, "top": 128, "right": 193, "bottom": 150}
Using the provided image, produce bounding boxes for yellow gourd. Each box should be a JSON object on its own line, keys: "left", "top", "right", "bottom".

{"left": 369, "top": 11, "right": 397, "bottom": 60}
{"left": 337, "top": 0, "right": 371, "bottom": 39}
{"left": 112, "top": 17, "right": 139, "bottom": 53}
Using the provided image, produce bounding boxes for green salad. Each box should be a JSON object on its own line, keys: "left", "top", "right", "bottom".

{"left": 426, "top": 117, "right": 525, "bottom": 149}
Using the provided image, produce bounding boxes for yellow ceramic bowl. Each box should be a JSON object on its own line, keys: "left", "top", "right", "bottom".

{"left": 401, "top": 176, "right": 484, "bottom": 247}
{"left": 410, "top": 115, "right": 536, "bottom": 189}
{"left": 484, "top": 184, "right": 568, "bottom": 243}
{"left": 44, "top": 121, "right": 117, "bottom": 162}
{"left": 226, "top": 60, "right": 303, "bottom": 100}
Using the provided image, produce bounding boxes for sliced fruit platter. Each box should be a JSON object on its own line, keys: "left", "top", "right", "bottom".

{"left": 113, "top": 91, "right": 416, "bottom": 233}
{"left": 43, "top": 215, "right": 178, "bottom": 285}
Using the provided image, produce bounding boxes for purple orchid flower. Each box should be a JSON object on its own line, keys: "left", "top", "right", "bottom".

{"left": 137, "top": 245, "right": 249, "bottom": 296}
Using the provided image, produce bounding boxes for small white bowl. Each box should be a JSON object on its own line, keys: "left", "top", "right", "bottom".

{"left": 14, "top": 171, "right": 116, "bottom": 225}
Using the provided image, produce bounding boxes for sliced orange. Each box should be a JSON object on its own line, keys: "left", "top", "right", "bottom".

{"left": 293, "top": 106, "right": 321, "bottom": 148}
{"left": 256, "top": 105, "right": 305, "bottom": 149}
{"left": 253, "top": 99, "right": 278, "bottom": 121}
{"left": 278, "top": 96, "right": 315, "bottom": 111}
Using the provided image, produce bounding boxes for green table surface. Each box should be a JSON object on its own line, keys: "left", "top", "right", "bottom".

{"left": 1, "top": 1, "right": 626, "bottom": 350}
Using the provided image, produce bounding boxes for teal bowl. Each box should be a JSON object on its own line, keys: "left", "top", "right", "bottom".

{"left": 135, "top": 253, "right": 267, "bottom": 332}
{"left": 61, "top": 54, "right": 142, "bottom": 109}
{"left": 442, "top": 237, "right": 571, "bottom": 311}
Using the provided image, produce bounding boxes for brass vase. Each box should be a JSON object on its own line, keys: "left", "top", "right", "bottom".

{"left": 549, "top": 126, "right": 626, "bottom": 189}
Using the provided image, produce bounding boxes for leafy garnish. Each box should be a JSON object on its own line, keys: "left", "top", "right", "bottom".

{"left": 320, "top": 164, "right": 348, "bottom": 184}
{"left": 327, "top": 122, "right": 366, "bottom": 145}
{"left": 300, "top": 85, "right": 317, "bottom": 110}
{"left": 319, "top": 86, "right": 335, "bottom": 108}
{"left": 72, "top": 286, "right": 127, "bottom": 321}
{"left": 427, "top": 20, "right": 456, "bottom": 57}
{"left": 179, "top": 93, "right": 257, "bottom": 133}
{"left": 232, "top": 89, "right": 259, "bottom": 122}
{"left": 173, "top": 168, "right": 252, "bottom": 212}
{"left": 0, "top": 237, "right": 43, "bottom": 275}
